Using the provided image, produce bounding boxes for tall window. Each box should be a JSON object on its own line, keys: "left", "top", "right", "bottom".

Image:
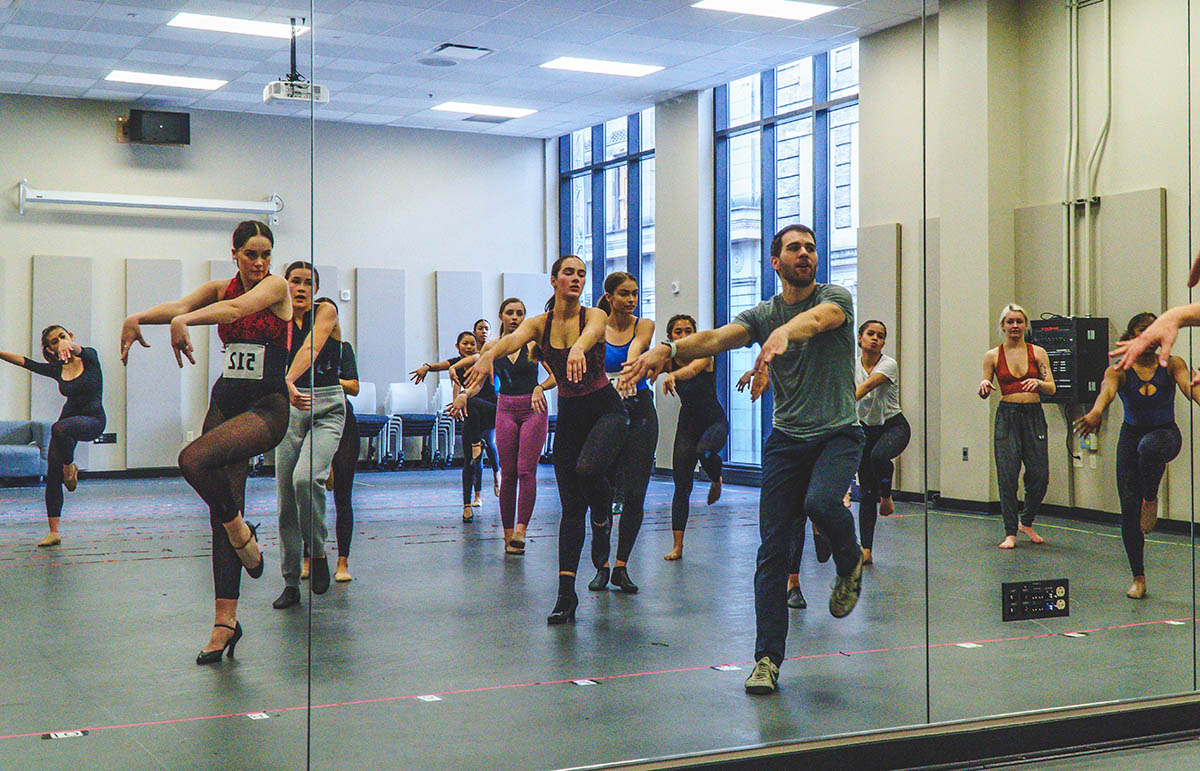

{"left": 715, "top": 42, "right": 860, "bottom": 468}
{"left": 559, "top": 108, "right": 656, "bottom": 317}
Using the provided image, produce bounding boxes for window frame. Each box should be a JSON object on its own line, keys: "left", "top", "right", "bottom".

{"left": 714, "top": 48, "right": 860, "bottom": 474}
{"left": 558, "top": 112, "right": 655, "bottom": 313}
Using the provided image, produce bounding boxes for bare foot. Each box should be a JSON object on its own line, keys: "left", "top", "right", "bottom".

{"left": 37, "top": 532, "right": 61, "bottom": 547}
{"left": 494, "top": 473, "right": 501, "bottom": 497}
{"left": 879, "top": 496, "right": 894, "bottom": 516}
{"left": 707, "top": 476, "right": 723, "bottom": 505}
{"left": 300, "top": 557, "right": 310, "bottom": 580}
{"left": 1018, "top": 524, "right": 1044, "bottom": 543}
{"left": 334, "top": 556, "right": 352, "bottom": 582}
{"left": 998, "top": 536, "right": 1017, "bottom": 549}
{"left": 1126, "top": 576, "right": 1147, "bottom": 599}
{"left": 843, "top": 491, "right": 851, "bottom": 508}
{"left": 861, "top": 547, "right": 873, "bottom": 565}
{"left": 472, "top": 494, "right": 482, "bottom": 508}
{"left": 1140, "top": 499, "right": 1158, "bottom": 535}
{"left": 664, "top": 530, "right": 684, "bottom": 561}
{"left": 664, "top": 548, "right": 682, "bottom": 561}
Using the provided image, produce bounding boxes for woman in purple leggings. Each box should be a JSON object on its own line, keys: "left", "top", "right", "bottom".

{"left": 450, "top": 297, "right": 556, "bottom": 553}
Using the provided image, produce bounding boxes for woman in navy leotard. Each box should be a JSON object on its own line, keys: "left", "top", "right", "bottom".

{"left": 122, "top": 220, "right": 292, "bottom": 664}
{"left": 0, "top": 325, "right": 106, "bottom": 547}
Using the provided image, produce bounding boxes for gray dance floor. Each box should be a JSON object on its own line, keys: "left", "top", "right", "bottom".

{"left": 0, "top": 468, "right": 1195, "bottom": 770}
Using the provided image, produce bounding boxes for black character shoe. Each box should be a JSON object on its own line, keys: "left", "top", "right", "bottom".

{"left": 610, "top": 566, "right": 639, "bottom": 594}
{"left": 787, "top": 586, "right": 807, "bottom": 609}
{"left": 311, "top": 555, "right": 331, "bottom": 595}
{"left": 273, "top": 586, "right": 301, "bottom": 609}
{"left": 588, "top": 567, "right": 611, "bottom": 591}
{"left": 547, "top": 593, "right": 579, "bottom": 625}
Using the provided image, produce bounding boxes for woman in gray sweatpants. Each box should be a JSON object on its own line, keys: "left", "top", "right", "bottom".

{"left": 978, "top": 303, "right": 1055, "bottom": 550}
{"left": 273, "top": 262, "right": 346, "bottom": 608}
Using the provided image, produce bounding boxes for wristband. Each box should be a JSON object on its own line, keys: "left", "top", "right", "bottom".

{"left": 662, "top": 340, "right": 677, "bottom": 359}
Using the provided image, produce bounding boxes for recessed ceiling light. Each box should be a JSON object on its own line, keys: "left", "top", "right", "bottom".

{"left": 106, "top": 70, "right": 227, "bottom": 90}
{"left": 540, "top": 56, "right": 663, "bottom": 78}
{"left": 167, "top": 12, "right": 309, "bottom": 39}
{"left": 432, "top": 101, "right": 536, "bottom": 119}
{"left": 692, "top": 0, "right": 837, "bottom": 22}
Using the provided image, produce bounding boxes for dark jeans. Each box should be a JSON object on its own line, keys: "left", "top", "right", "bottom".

{"left": 994, "top": 402, "right": 1049, "bottom": 536}
{"left": 755, "top": 425, "right": 864, "bottom": 666}
{"left": 858, "top": 413, "right": 911, "bottom": 549}
{"left": 1117, "top": 422, "right": 1181, "bottom": 577}
{"left": 45, "top": 414, "right": 105, "bottom": 519}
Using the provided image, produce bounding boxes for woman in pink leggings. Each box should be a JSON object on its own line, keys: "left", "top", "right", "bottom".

{"left": 451, "top": 297, "right": 555, "bottom": 553}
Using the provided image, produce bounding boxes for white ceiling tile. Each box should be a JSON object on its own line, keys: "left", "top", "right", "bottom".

{"left": 0, "top": 47, "right": 54, "bottom": 64}
{"left": 341, "top": 2, "right": 426, "bottom": 24}
{"left": 0, "top": 70, "right": 36, "bottom": 84}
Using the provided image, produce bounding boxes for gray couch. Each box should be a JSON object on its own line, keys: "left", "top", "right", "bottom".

{"left": 0, "top": 420, "right": 52, "bottom": 480}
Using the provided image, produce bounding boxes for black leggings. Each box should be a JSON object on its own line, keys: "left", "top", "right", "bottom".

{"left": 45, "top": 414, "right": 105, "bottom": 519}
{"left": 1117, "top": 422, "right": 1181, "bottom": 577}
{"left": 671, "top": 413, "right": 727, "bottom": 531}
{"left": 462, "top": 397, "right": 497, "bottom": 504}
{"left": 553, "top": 386, "right": 627, "bottom": 578}
{"left": 857, "top": 413, "right": 911, "bottom": 549}
{"left": 178, "top": 386, "right": 289, "bottom": 600}
{"left": 331, "top": 404, "right": 360, "bottom": 557}
{"left": 593, "top": 389, "right": 657, "bottom": 567}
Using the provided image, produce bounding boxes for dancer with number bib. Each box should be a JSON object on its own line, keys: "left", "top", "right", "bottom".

{"left": 121, "top": 220, "right": 291, "bottom": 664}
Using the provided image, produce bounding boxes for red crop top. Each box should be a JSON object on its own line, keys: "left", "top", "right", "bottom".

{"left": 996, "top": 343, "right": 1038, "bottom": 396}
{"left": 217, "top": 275, "right": 291, "bottom": 349}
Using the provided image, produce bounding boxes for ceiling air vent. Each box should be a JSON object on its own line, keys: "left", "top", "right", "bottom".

{"left": 462, "top": 115, "right": 510, "bottom": 124}
{"left": 419, "top": 42, "right": 493, "bottom": 67}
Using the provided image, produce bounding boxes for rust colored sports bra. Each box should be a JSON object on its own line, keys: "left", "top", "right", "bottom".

{"left": 996, "top": 343, "right": 1038, "bottom": 396}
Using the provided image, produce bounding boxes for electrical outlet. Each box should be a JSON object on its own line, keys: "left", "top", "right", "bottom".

{"left": 1073, "top": 455, "right": 1084, "bottom": 467}
{"left": 1088, "top": 454, "right": 1098, "bottom": 469}
{"left": 186, "top": 430, "right": 195, "bottom": 442}
{"left": 961, "top": 447, "right": 969, "bottom": 462}
{"left": 92, "top": 432, "right": 116, "bottom": 445}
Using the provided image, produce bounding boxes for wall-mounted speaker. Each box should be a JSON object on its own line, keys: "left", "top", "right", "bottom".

{"left": 124, "top": 109, "right": 190, "bottom": 145}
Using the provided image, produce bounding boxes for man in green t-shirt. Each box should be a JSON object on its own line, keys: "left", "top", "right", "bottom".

{"left": 622, "top": 224, "right": 865, "bottom": 696}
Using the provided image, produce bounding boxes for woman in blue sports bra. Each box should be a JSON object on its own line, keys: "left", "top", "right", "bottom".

{"left": 1076, "top": 312, "right": 1200, "bottom": 599}
{"left": 589, "top": 272, "right": 657, "bottom": 595}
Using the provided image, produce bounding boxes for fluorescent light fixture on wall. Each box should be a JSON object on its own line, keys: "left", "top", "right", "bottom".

{"left": 540, "top": 56, "right": 663, "bottom": 78}
{"left": 432, "top": 101, "right": 536, "bottom": 119}
{"left": 106, "top": 70, "right": 227, "bottom": 90}
{"left": 168, "top": 12, "right": 309, "bottom": 39}
{"left": 692, "top": 0, "right": 837, "bottom": 22}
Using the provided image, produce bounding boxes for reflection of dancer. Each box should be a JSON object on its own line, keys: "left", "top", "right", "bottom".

{"left": 121, "top": 220, "right": 290, "bottom": 664}
{"left": 446, "top": 332, "right": 495, "bottom": 522}
{"left": 978, "top": 304, "right": 1054, "bottom": 549}
{"left": 1077, "top": 313, "right": 1196, "bottom": 599}
{"left": 466, "top": 256, "right": 627, "bottom": 624}
{"left": 272, "top": 263, "right": 345, "bottom": 609}
{"left": 661, "top": 314, "right": 727, "bottom": 562}
{"left": 0, "top": 327, "right": 105, "bottom": 547}
{"left": 590, "top": 272, "right": 656, "bottom": 594}
{"left": 624, "top": 224, "right": 864, "bottom": 696}
{"left": 451, "top": 299, "right": 554, "bottom": 553}
{"left": 852, "top": 320, "right": 910, "bottom": 565}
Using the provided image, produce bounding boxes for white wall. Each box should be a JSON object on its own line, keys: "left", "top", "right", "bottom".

{"left": 0, "top": 94, "right": 546, "bottom": 470}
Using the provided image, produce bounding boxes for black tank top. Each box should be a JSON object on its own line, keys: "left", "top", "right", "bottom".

{"left": 22, "top": 347, "right": 105, "bottom": 421}
{"left": 450, "top": 355, "right": 497, "bottom": 402}
{"left": 494, "top": 345, "right": 541, "bottom": 396}
{"left": 675, "top": 366, "right": 725, "bottom": 424}
{"left": 289, "top": 299, "right": 342, "bottom": 388}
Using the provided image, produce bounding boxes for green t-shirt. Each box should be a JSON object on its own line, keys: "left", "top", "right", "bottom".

{"left": 733, "top": 284, "right": 856, "bottom": 441}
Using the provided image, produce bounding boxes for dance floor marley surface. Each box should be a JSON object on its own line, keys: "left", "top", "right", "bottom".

{"left": 1, "top": 467, "right": 1198, "bottom": 770}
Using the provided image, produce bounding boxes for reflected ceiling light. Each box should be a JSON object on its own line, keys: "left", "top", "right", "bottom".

{"left": 540, "top": 56, "right": 663, "bottom": 78}
{"left": 105, "top": 70, "right": 227, "bottom": 90}
{"left": 432, "top": 101, "right": 537, "bottom": 118}
{"left": 692, "top": 0, "right": 837, "bottom": 22}
{"left": 168, "top": 12, "right": 309, "bottom": 39}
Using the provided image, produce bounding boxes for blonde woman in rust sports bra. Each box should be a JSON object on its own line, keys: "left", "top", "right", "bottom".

{"left": 978, "top": 303, "right": 1055, "bottom": 549}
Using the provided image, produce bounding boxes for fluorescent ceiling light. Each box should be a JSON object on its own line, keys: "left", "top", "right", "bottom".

{"left": 432, "top": 101, "right": 536, "bottom": 119}
{"left": 540, "top": 56, "right": 663, "bottom": 78}
{"left": 692, "top": 0, "right": 837, "bottom": 22}
{"left": 168, "top": 12, "right": 309, "bottom": 39}
{"left": 106, "top": 70, "right": 227, "bottom": 90}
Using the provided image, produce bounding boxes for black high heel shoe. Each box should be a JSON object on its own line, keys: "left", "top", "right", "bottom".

{"left": 196, "top": 622, "right": 242, "bottom": 665}
{"left": 546, "top": 593, "right": 578, "bottom": 625}
{"left": 588, "top": 567, "right": 610, "bottom": 591}
{"left": 610, "top": 566, "right": 638, "bottom": 594}
{"left": 232, "top": 521, "right": 265, "bottom": 579}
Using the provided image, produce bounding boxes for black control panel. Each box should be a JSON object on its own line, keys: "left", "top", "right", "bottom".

{"left": 1028, "top": 317, "right": 1109, "bottom": 405}
{"left": 1002, "top": 579, "right": 1069, "bottom": 622}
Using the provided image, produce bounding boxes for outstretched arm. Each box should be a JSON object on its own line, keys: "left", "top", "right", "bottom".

{"left": 121, "top": 279, "right": 226, "bottom": 364}
{"left": 623, "top": 323, "right": 751, "bottom": 388}
{"left": 465, "top": 315, "right": 543, "bottom": 391}
{"left": 754, "top": 302, "right": 845, "bottom": 374}
{"left": 1073, "top": 366, "right": 1121, "bottom": 436}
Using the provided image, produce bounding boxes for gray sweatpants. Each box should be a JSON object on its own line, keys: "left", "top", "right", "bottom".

{"left": 993, "top": 401, "right": 1049, "bottom": 536}
{"left": 277, "top": 385, "right": 346, "bottom": 587}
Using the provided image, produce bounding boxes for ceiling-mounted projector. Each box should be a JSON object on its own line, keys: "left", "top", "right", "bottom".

{"left": 263, "top": 80, "right": 329, "bottom": 104}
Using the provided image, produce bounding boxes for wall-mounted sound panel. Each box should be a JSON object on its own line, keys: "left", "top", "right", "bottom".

{"left": 31, "top": 255, "right": 93, "bottom": 468}
{"left": 501, "top": 272, "right": 551, "bottom": 319}
{"left": 356, "top": 268, "right": 406, "bottom": 413}
{"left": 435, "top": 271, "right": 484, "bottom": 359}
{"left": 125, "top": 259, "right": 183, "bottom": 468}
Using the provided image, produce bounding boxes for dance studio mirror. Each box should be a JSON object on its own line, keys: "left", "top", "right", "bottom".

{"left": 0, "top": 2, "right": 317, "bottom": 766}
{"left": 924, "top": 0, "right": 1197, "bottom": 723}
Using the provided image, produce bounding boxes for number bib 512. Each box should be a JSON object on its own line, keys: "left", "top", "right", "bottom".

{"left": 223, "top": 343, "right": 266, "bottom": 380}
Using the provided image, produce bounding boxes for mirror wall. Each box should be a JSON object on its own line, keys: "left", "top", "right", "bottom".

{"left": 5, "top": 1, "right": 1200, "bottom": 769}
{"left": 0, "top": 1, "right": 316, "bottom": 767}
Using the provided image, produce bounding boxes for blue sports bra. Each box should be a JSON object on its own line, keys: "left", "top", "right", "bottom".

{"left": 605, "top": 329, "right": 648, "bottom": 392}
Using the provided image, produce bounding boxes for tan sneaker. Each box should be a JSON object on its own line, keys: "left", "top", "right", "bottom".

{"left": 743, "top": 657, "right": 780, "bottom": 695}
{"left": 829, "top": 549, "right": 864, "bottom": 618}
{"left": 1127, "top": 577, "right": 1147, "bottom": 599}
